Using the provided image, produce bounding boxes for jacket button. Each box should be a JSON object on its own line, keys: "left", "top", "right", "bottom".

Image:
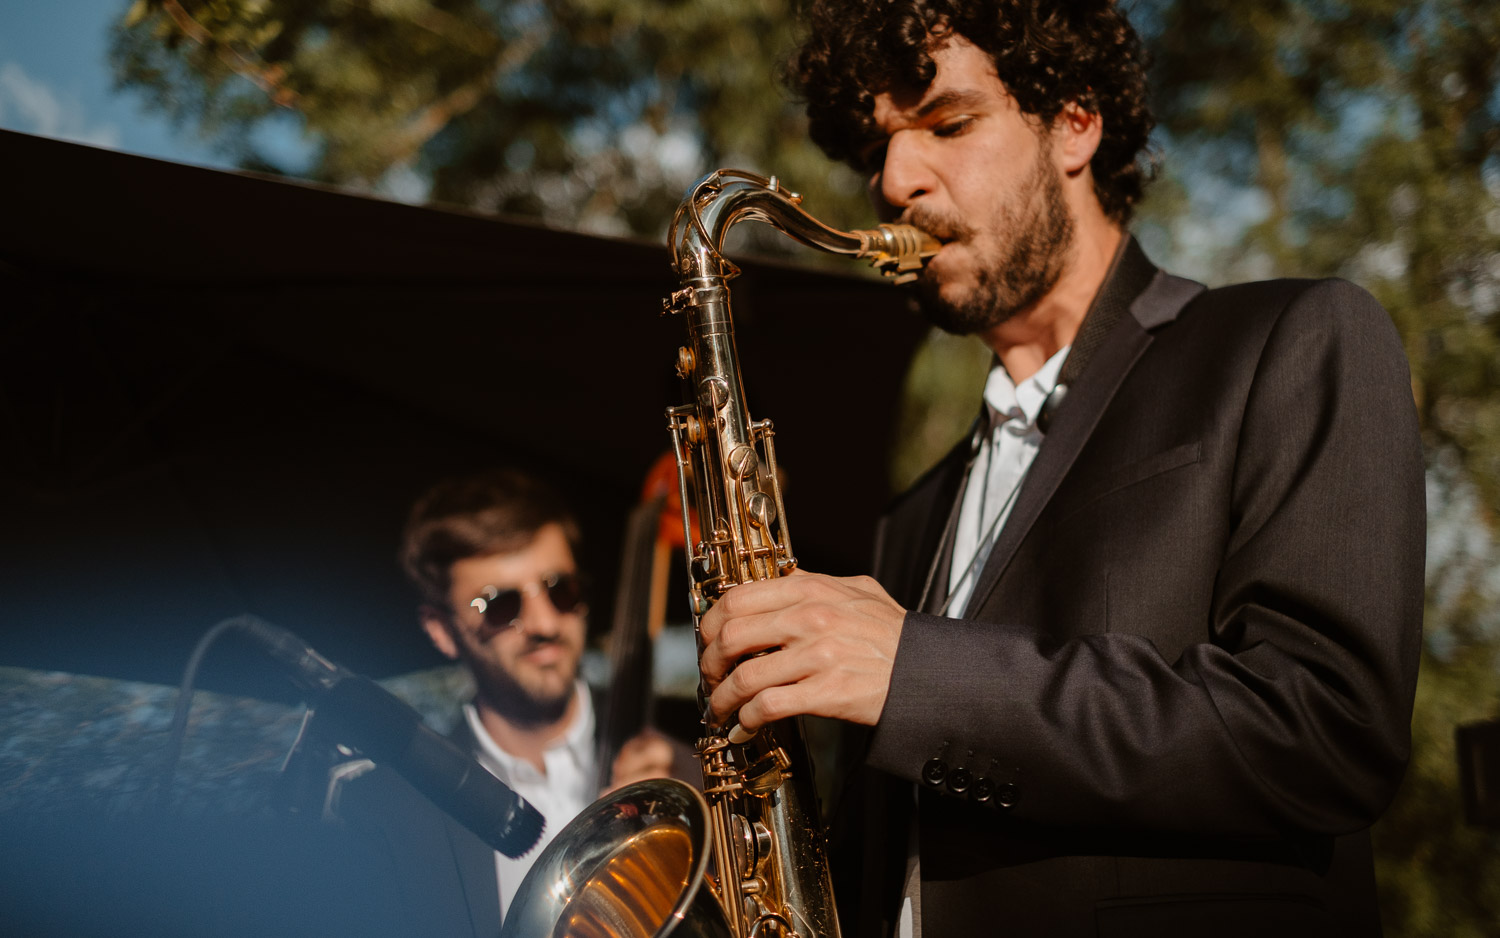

{"left": 921, "top": 758, "right": 947, "bottom": 786}
{"left": 946, "top": 767, "right": 972, "bottom": 794}
{"left": 994, "top": 782, "right": 1019, "bottom": 808}
{"left": 971, "top": 777, "right": 995, "bottom": 803}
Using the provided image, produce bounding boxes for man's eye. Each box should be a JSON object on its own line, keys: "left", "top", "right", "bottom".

{"left": 859, "top": 142, "right": 888, "bottom": 174}
{"left": 933, "top": 117, "right": 973, "bottom": 138}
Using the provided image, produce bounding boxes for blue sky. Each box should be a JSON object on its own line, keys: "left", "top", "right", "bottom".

{"left": 0, "top": 0, "right": 308, "bottom": 169}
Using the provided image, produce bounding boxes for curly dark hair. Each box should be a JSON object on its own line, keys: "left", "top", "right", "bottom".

{"left": 400, "top": 469, "right": 582, "bottom": 608}
{"left": 790, "top": 0, "right": 1154, "bottom": 223}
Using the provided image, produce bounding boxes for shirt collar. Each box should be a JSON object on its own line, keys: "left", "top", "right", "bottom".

{"left": 464, "top": 680, "right": 594, "bottom": 782}
{"left": 982, "top": 345, "right": 1071, "bottom": 432}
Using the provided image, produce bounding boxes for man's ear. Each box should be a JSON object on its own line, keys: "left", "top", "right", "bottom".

{"left": 420, "top": 605, "right": 460, "bottom": 660}
{"left": 1054, "top": 100, "right": 1103, "bottom": 176}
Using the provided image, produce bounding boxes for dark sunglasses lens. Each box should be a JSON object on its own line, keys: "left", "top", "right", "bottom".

{"left": 474, "top": 575, "right": 583, "bottom": 634}
{"left": 481, "top": 590, "right": 523, "bottom": 629}
{"left": 547, "top": 574, "right": 584, "bottom": 613}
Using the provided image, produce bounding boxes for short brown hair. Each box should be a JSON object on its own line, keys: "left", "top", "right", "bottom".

{"left": 400, "top": 469, "right": 582, "bottom": 607}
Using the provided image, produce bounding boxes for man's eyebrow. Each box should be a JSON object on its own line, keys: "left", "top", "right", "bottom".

{"left": 856, "top": 88, "right": 989, "bottom": 164}
{"left": 914, "top": 88, "right": 989, "bottom": 119}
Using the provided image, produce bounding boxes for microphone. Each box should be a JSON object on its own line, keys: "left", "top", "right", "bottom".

{"left": 239, "top": 619, "right": 545, "bottom": 858}
{"left": 1035, "top": 382, "right": 1067, "bottom": 436}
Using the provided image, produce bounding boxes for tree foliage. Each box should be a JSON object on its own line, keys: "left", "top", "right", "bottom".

{"left": 111, "top": 0, "right": 871, "bottom": 237}
{"left": 1147, "top": 0, "right": 1500, "bottom": 510}
{"left": 1144, "top": 2, "right": 1500, "bottom": 931}
{"left": 111, "top": 1, "right": 1500, "bottom": 933}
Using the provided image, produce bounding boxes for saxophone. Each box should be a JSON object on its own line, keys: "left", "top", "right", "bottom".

{"left": 499, "top": 169, "right": 937, "bottom": 938}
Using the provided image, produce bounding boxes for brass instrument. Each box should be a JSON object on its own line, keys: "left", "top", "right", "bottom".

{"left": 498, "top": 169, "right": 938, "bottom": 938}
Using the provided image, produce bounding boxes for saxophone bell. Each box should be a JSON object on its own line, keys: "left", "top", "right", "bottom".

{"left": 499, "top": 779, "right": 730, "bottom": 938}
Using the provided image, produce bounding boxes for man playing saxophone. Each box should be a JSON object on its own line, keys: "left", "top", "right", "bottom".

{"left": 697, "top": 3, "right": 1424, "bottom": 937}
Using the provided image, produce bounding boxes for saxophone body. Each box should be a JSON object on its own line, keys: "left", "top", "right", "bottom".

{"left": 498, "top": 169, "right": 937, "bottom": 938}
{"left": 664, "top": 169, "right": 935, "bottom": 938}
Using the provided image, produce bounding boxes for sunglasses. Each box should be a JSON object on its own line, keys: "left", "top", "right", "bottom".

{"left": 468, "top": 572, "right": 586, "bottom": 636}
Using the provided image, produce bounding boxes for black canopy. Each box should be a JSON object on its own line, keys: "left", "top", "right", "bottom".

{"left": 0, "top": 129, "right": 928, "bottom": 695}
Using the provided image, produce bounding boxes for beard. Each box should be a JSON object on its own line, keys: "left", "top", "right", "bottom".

{"left": 468, "top": 634, "right": 578, "bottom": 729}
{"left": 907, "top": 146, "right": 1075, "bottom": 336}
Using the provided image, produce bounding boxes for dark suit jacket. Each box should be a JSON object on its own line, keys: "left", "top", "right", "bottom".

{"left": 329, "top": 725, "right": 505, "bottom": 938}
{"left": 841, "top": 241, "right": 1425, "bottom": 937}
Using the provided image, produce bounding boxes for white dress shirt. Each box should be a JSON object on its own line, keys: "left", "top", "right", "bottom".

{"left": 463, "top": 682, "right": 596, "bottom": 922}
{"left": 901, "top": 346, "right": 1069, "bottom": 938}
{"left": 945, "top": 346, "right": 1070, "bottom": 616}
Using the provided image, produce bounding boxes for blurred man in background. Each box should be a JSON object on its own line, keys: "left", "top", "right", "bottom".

{"left": 397, "top": 468, "right": 686, "bottom": 925}
{"left": 314, "top": 469, "right": 687, "bottom": 934}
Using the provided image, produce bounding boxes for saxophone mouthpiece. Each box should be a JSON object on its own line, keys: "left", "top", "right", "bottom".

{"left": 859, "top": 224, "right": 942, "bottom": 284}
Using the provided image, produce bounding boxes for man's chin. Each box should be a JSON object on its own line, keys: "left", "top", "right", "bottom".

{"left": 504, "top": 682, "right": 575, "bottom": 726}
{"left": 516, "top": 666, "right": 577, "bottom": 707}
{"left": 915, "top": 277, "right": 1001, "bottom": 336}
{"left": 476, "top": 661, "right": 579, "bottom": 726}
{"left": 527, "top": 678, "right": 575, "bottom": 707}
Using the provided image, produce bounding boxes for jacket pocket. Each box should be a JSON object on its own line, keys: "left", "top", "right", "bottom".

{"left": 1057, "top": 441, "right": 1202, "bottom": 524}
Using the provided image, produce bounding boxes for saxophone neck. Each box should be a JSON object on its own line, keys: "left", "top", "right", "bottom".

{"left": 669, "top": 168, "right": 940, "bottom": 285}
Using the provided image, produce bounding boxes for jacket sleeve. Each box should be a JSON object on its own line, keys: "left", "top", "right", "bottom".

{"left": 863, "top": 279, "right": 1425, "bottom": 839}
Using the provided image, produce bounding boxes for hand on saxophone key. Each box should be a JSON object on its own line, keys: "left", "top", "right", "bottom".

{"left": 698, "top": 571, "right": 906, "bottom": 732}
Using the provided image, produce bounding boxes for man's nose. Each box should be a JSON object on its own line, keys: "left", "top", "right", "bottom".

{"left": 515, "top": 586, "right": 563, "bottom": 636}
{"left": 876, "top": 132, "right": 935, "bottom": 214}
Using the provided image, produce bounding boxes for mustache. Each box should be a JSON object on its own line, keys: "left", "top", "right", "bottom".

{"left": 899, "top": 205, "right": 971, "bottom": 244}
{"left": 518, "top": 633, "right": 566, "bottom": 652}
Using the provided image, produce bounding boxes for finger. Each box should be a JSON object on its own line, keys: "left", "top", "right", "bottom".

{"left": 704, "top": 595, "right": 855, "bottom": 679}
{"left": 709, "top": 573, "right": 828, "bottom": 621}
{"left": 719, "top": 631, "right": 898, "bottom": 730}
{"left": 736, "top": 682, "right": 816, "bottom": 733}
{"left": 695, "top": 578, "right": 789, "bottom": 646}
{"left": 734, "top": 663, "right": 890, "bottom": 731}
{"left": 698, "top": 571, "right": 861, "bottom": 649}
{"left": 697, "top": 595, "right": 725, "bottom": 646}
{"left": 707, "top": 643, "right": 818, "bottom": 725}
{"left": 701, "top": 592, "right": 870, "bottom": 693}
{"left": 699, "top": 609, "right": 797, "bottom": 689}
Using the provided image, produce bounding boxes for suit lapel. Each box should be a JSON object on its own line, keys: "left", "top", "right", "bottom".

{"left": 879, "top": 436, "right": 972, "bottom": 610}
{"left": 962, "top": 263, "right": 1205, "bottom": 615}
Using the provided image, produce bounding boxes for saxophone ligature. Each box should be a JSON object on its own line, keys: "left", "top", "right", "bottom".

{"left": 498, "top": 169, "right": 938, "bottom": 938}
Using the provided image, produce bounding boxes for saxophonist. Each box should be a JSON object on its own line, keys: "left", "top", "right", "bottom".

{"left": 698, "top": 3, "right": 1423, "bottom": 938}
